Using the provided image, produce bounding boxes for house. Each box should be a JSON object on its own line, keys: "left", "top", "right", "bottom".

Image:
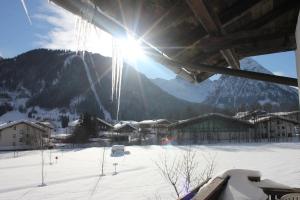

{"left": 36, "top": 121, "right": 54, "bottom": 136}
{"left": 95, "top": 118, "right": 113, "bottom": 132}
{"left": 67, "top": 119, "right": 80, "bottom": 134}
{"left": 252, "top": 115, "right": 299, "bottom": 141}
{"left": 168, "top": 113, "right": 254, "bottom": 144}
{"left": 114, "top": 123, "right": 137, "bottom": 134}
{"left": 108, "top": 123, "right": 138, "bottom": 144}
{"left": 270, "top": 111, "right": 300, "bottom": 123}
{"left": 138, "top": 119, "right": 171, "bottom": 134}
{"left": 0, "top": 120, "right": 49, "bottom": 150}
{"left": 234, "top": 110, "right": 268, "bottom": 121}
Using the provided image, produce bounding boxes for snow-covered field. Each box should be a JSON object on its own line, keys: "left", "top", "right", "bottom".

{"left": 0, "top": 143, "right": 300, "bottom": 200}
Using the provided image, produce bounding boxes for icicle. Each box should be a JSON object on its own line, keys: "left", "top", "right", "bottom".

{"left": 111, "top": 39, "right": 124, "bottom": 121}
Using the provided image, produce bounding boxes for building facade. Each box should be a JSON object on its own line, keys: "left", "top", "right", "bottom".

{"left": 169, "top": 113, "right": 254, "bottom": 144}
{"left": 253, "top": 116, "right": 298, "bottom": 141}
{"left": 0, "top": 121, "right": 49, "bottom": 150}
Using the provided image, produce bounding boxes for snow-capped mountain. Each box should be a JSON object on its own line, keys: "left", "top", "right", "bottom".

{"left": 0, "top": 50, "right": 296, "bottom": 124}
{"left": 152, "top": 76, "right": 213, "bottom": 103}
{"left": 0, "top": 49, "right": 223, "bottom": 123}
{"left": 204, "top": 58, "right": 298, "bottom": 111}
{"left": 152, "top": 58, "right": 298, "bottom": 112}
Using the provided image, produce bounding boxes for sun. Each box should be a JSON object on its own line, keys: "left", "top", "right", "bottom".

{"left": 117, "top": 36, "right": 144, "bottom": 61}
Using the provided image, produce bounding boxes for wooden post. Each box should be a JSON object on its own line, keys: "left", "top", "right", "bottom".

{"left": 296, "top": 11, "right": 300, "bottom": 107}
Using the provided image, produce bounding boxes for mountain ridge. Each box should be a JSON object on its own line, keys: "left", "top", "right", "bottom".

{"left": 152, "top": 58, "right": 298, "bottom": 111}
{"left": 0, "top": 49, "right": 225, "bottom": 123}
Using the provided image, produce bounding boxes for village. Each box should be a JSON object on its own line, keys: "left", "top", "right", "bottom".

{"left": 0, "top": 110, "right": 299, "bottom": 151}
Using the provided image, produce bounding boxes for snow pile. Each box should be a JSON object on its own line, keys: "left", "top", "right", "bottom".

{"left": 218, "top": 169, "right": 267, "bottom": 200}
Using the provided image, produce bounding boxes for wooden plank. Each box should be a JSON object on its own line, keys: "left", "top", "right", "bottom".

{"left": 179, "top": 178, "right": 211, "bottom": 200}
{"left": 185, "top": 0, "right": 240, "bottom": 69}
{"left": 192, "top": 176, "right": 229, "bottom": 200}
{"left": 218, "top": 0, "right": 261, "bottom": 24}
{"left": 173, "top": 0, "right": 298, "bottom": 64}
{"left": 195, "top": 27, "right": 295, "bottom": 53}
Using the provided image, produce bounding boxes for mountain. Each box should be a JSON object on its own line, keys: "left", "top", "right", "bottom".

{"left": 204, "top": 58, "right": 299, "bottom": 111}
{"left": 152, "top": 58, "right": 298, "bottom": 112}
{"left": 0, "top": 49, "right": 223, "bottom": 123}
{"left": 152, "top": 76, "right": 213, "bottom": 103}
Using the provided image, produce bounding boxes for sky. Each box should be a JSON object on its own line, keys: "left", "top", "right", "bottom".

{"left": 0, "top": 0, "right": 297, "bottom": 80}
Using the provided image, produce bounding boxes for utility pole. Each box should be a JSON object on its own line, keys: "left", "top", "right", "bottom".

{"left": 40, "top": 137, "right": 46, "bottom": 187}
{"left": 100, "top": 146, "right": 106, "bottom": 176}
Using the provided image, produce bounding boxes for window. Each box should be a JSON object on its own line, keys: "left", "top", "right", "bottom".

{"left": 12, "top": 134, "right": 16, "bottom": 138}
{"left": 13, "top": 126, "right": 16, "bottom": 130}
{"left": 12, "top": 142, "right": 16, "bottom": 146}
{"left": 0, "top": 131, "right": 1, "bottom": 140}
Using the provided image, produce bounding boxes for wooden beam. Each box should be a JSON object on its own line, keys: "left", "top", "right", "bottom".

{"left": 173, "top": 0, "right": 298, "bottom": 62}
{"left": 186, "top": 0, "right": 240, "bottom": 69}
{"left": 152, "top": 55, "right": 298, "bottom": 86}
{"left": 239, "top": 0, "right": 300, "bottom": 31}
{"left": 191, "top": 176, "right": 229, "bottom": 200}
{"left": 52, "top": 0, "right": 298, "bottom": 86}
{"left": 218, "top": 0, "right": 261, "bottom": 24}
{"left": 191, "top": 63, "right": 298, "bottom": 86}
{"left": 196, "top": 27, "right": 295, "bottom": 53}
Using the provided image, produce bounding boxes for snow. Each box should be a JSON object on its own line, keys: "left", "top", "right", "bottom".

{"left": 152, "top": 77, "right": 213, "bottom": 103}
{"left": 68, "top": 119, "right": 80, "bottom": 127}
{"left": 0, "top": 110, "right": 28, "bottom": 124}
{"left": 258, "top": 98, "right": 279, "bottom": 106}
{"left": 0, "top": 143, "right": 300, "bottom": 200}
{"left": 218, "top": 169, "right": 267, "bottom": 200}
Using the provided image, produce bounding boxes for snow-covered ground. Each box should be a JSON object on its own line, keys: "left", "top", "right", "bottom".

{"left": 0, "top": 143, "right": 300, "bottom": 200}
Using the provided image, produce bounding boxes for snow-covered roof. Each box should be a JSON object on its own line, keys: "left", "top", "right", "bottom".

{"left": 68, "top": 119, "right": 80, "bottom": 127}
{"left": 96, "top": 118, "right": 113, "bottom": 128}
{"left": 51, "top": 133, "right": 72, "bottom": 139}
{"left": 138, "top": 119, "right": 171, "bottom": 125}
{"left": 114, "top": 123, "right": 137, "bottom": 131}
{"left": 0, "top": 120, "right": 46, "bottom": 132}
{"left": 169, "top": 113, "right": 253, "bottom": 128}
{"left": 234, "top": 110, "right": 267, "bottom": 119}
{"left": 36, "top": 121, "right": 55, "bottom": 129}
{"left": 270, "top": 110, "right": 300, "bottom": 116}
{"left": 251, "top": 115, "right": 299, "bottom": 124}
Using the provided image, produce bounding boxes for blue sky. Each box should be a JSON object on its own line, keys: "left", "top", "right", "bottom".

{"left": 0, "top": 0, "right": 297, "bottom": 80}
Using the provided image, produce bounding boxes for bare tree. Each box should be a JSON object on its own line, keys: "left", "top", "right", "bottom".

{"left": 156, "top": 155, "right": 182, "bottom": 198}
{"left": 156, "top": 147, "right": 216, "bottom": 198}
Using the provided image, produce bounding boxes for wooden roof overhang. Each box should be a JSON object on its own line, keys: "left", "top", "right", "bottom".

{"left": 51, "top": 0, "right": 300, "bottom": 86}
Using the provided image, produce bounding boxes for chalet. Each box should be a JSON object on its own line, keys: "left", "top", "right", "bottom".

{"left": 114, "top": 123, "right": 137, "bottom": 134}
{"left": 36, "top": 121, "right": 54, "bottom": 136}
{"left": 67, "top": 119, "right": 80, "bottom": 134}
{"left": 253, "top": 116, "right": 299, "bottom": 141}
{"left": 234, "top": 110, "right": 268, "bottom": 121}
{"left": 0, "top": 120, "right": 49, "bottom": 150}
{"left": 138, "top": 119, "right": 172, "bottom": 134}
{"left": 96, "top": 118, "right": 113, "bottom": 132}
{"left": 270, "top": 111, "right": 300, "bottom": 123}
{"left": 169, "top": 113, "right": 253, "bottom": 144}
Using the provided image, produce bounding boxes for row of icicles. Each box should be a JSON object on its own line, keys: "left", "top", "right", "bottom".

{"left": 20, "top": 0, "right": 124, "bottom": 120}
{"left": 75, "top": 15, "right": 124, "bottom": 121}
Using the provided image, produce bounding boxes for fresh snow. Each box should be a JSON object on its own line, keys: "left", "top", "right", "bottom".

{"left": 0, "top": 110, "right": 28, "bottom": 124}
{"left": 0, "top": 143, "right": 299, "bottom": 200}
{"left": 218, "top": 169, "right": 267, "bottom": 200}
